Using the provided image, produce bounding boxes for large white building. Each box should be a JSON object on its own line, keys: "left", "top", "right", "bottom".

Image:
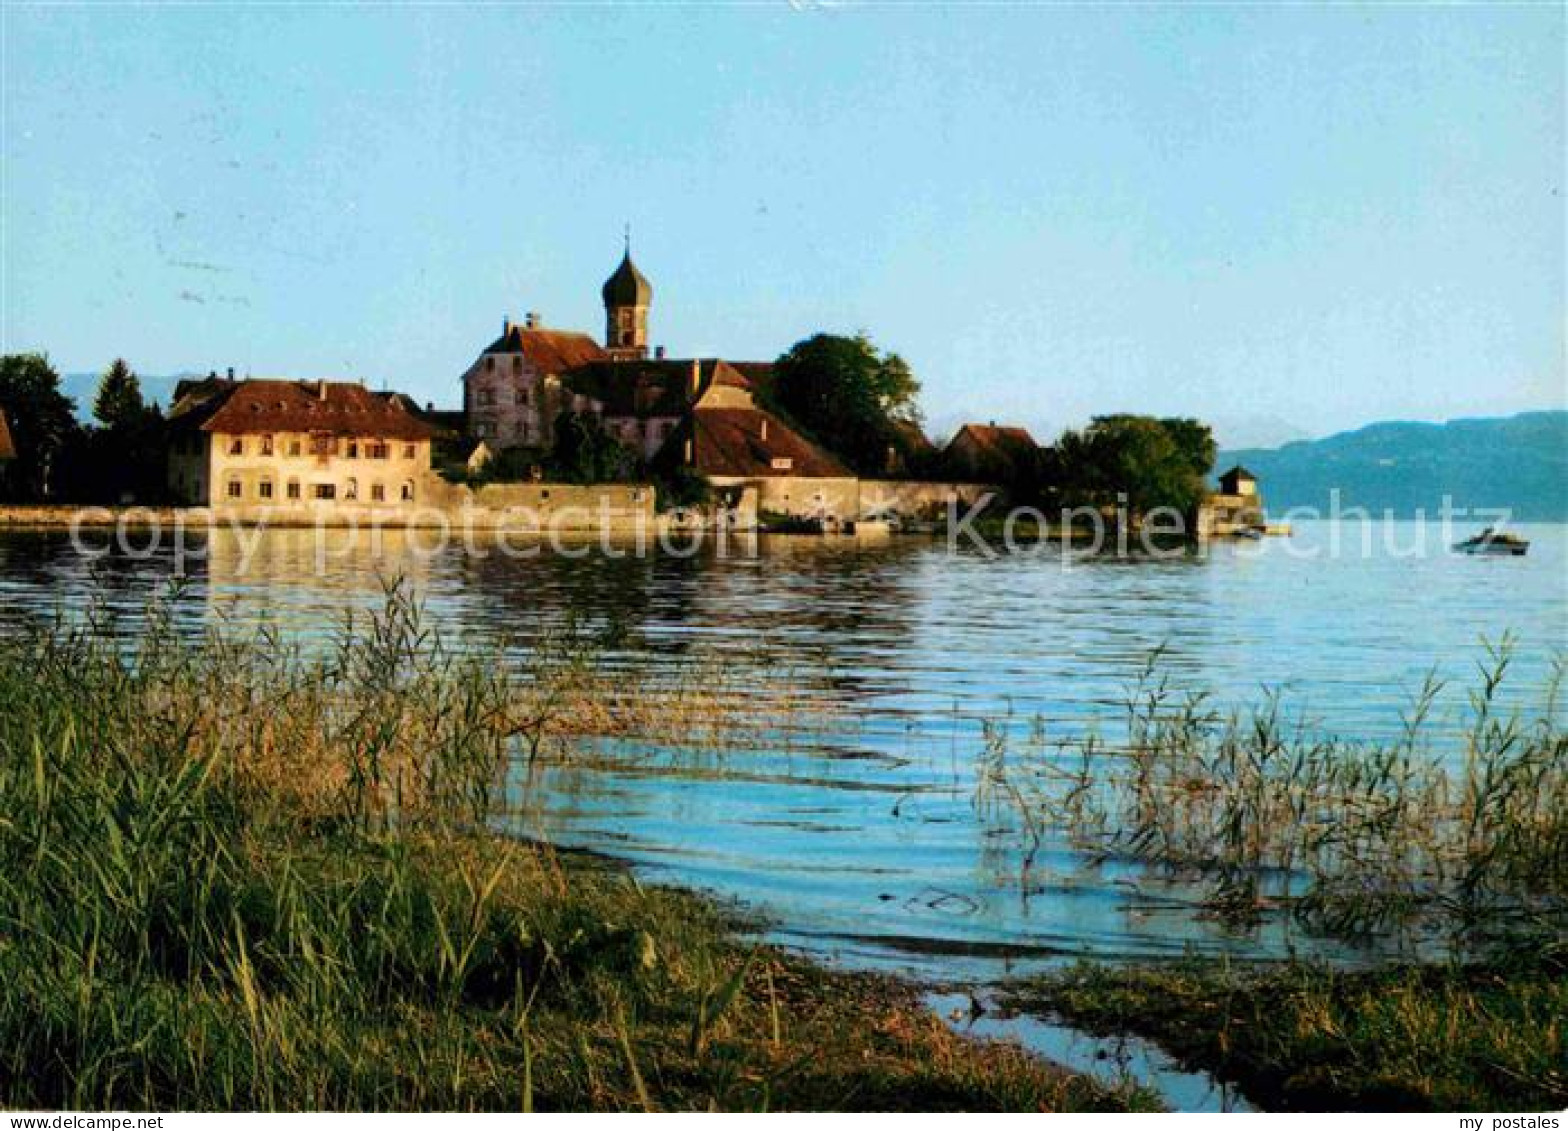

{"left": 460, "top": 241, "right": 658, "bottom": 450}
{"left": 166, "top": 376, "right": 438, "bottom": 508}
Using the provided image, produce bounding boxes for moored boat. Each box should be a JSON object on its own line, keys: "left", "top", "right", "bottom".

{"left": 1454, "top": 527, "right": 1529, "bottom": 556}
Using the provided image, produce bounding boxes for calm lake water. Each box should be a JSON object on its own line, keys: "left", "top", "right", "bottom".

{"left": 1, "top": 520, "right": 1563, "bottom": 983}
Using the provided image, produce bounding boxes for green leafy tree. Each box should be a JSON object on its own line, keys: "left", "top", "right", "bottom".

{"left": 0, "top": 353, "right": 81, "bottom": 502}
{"left": 655, "top": 465, "right": 712, "bottom": 511}
{"left": 548, "top": 411, "right": 635, "bottom": 484}
{"left": 1157, "top": 417, "right": 1219, "bottom": 479}
{"left": 770, "top": 333, "right": 925, "bottom": 476}
{"left": 1046, "top": 415, "right": 1216, "bottom": 518}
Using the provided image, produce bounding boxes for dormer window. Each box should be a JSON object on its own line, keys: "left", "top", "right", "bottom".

{"left": 485, "top": 356, "right": 496, "bottom": 372}
{"left": 771, "top": 457, "right": 793, "bottom": 471}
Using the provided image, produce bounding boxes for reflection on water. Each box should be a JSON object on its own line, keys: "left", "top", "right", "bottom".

{"left": 926, "top": 990, "right": 1255, "bottom": 1113}
{"left": 1, "top": 523, "right": 1563, "bottom": 982}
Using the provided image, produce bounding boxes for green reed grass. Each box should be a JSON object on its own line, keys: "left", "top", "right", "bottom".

{"left": 976, "top": 640, "right": 1567, "bottom": 949}
{"left": 1010, "top": 941, "right": 1568, "bottom": 1111}
{"left": 0, "top": 581, "right": 1140, "bottom": 1112}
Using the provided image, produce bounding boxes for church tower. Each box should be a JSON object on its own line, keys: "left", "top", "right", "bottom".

{"left": 601, "top": 234, "right": 652, "bottom": 361}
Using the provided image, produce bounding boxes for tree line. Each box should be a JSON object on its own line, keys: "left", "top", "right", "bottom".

{"left": 0, "top": 353, "right": 166, "bottom": 504}
{"left": 757, "top": 333, "right": 1218, "bottom": 519}
{"left": 3, "top": 340, "right": 1219, "bottom": 520}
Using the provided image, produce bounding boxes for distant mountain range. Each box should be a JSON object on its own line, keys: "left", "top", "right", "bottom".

{"left": 54, "top": 373, "right": 1564, "bottom": 521}
{"left": 1219, "top": 411, "right": 1568, "bottom": 522}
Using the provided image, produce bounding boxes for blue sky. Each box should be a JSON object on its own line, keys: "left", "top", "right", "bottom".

{"left": 3, "top": 3, "right": 1562, "bottom": 446}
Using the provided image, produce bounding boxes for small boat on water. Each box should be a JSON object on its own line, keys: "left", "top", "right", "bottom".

{"left": 1454, "top": 527, "right": 1529, "bottom": 556}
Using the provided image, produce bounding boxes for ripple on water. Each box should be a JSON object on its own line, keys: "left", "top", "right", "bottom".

{"left": 1, "top": 524, "right": 1563, "bottom": 983}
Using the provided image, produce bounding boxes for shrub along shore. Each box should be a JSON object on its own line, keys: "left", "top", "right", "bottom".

{"left": 977, "top": 646, "right": 1566, "bottom": 1112}
{"left": 1, "top": 585, "right": 1561, "bottom": 1111}
{"left": 0, "top": 589, "right": 1147, "bottom": 1112}
{"left": 1009, "top": 949, "right": 1566, "bottom": 1112}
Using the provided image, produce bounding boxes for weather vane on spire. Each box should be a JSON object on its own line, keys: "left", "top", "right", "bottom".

{"left": 623, "top": 222, "right": 631, "bottom": 255}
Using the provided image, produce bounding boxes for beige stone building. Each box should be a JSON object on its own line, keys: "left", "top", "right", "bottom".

{"left": 166, "top": 377, "right": 439, "bottom": 508}
{"left": 459, "top": 317, "right": 605, "bottom": 450}
{"left": 1200, "top": 464, "right": 1267, "bottom": 535}
{"left": 450, "top": 244, "right": 990, "bottom": 523}
{"left": 561, "top": 358, "right": 743, "bottom": 463}
{"left": 653, "top": 369, "right": 860, "bottom": 521}
{"left": 458, "top": 241, "right": 662, "bottom": 451}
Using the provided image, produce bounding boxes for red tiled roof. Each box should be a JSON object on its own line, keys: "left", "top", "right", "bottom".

{"left": 945, "top": 422, "right": 1039, "bottom": 482}
{"left": 378, "top": 393, "right": 465, "bottom": 438}
{"left": 725, "top": 361, "right": 775, "bottom": 387}
{"left": 0, "top": 407, "right": 14, "bottom": 461}
{"left": 665, "top": 406, "right": 852, "bottom": 479}
{"left": 481, "top": 326, "right": 606, "bottom": 373}
{"left": 168, "top": 379, "right": 439, "bottom": 441}
{"left": 563, "top": 358, "right": 753, "bottom": 418}
{"left": 949, "top": 423, "right": 1038, "bottom": 453}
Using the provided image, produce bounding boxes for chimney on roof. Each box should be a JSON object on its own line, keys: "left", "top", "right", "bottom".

{"left": 655, "top": 345, "right": 666, "bottom": 360}
{"left": 226, "top": 367, "right": 235, "bottom": 381}
{"left": 524, "top": 311, "right": 541, "bottom": 330}
{"left": 503, "top": 315, "right": 512, "bottom": 335}
{"left": 319, "top": 380, "right": 329, "bottom": 402}
{"left": 690, "top": 358, "right": 701, "bottom": 396}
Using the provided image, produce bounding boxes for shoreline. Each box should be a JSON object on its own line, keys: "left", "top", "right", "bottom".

{"left": 1004, "top": 953, "right": 1567, "bottom": 1112}
{"left": 2, "top": 578, "right": 1560, "bottom": 1112}
{"left": 0, "top": 602, "right": 1150, "bottom": 1113}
